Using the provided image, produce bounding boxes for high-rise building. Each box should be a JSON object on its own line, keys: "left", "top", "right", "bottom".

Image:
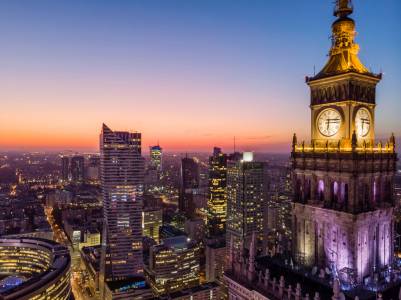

{"left": 292, "top": 0, "right": 397, "bottom": 286}
{"left": 207, "top": 147, "right": 227, "bottom": 237}
{"left": 70, "top": 155, "right": 85, "bottom": 183}
{"left": 179, "top": 157, "right": 199, "bottom": 217}
{"left": 61, "top": 156, "right": 69, "bottom": 182}
{"left": 149, "top": 145, "right": 163, "bottom": 173}
{"left": 226, "top": 152, "right": 267, "bottom": 255}
{"left": 99, "top": 124, "right": 145, "bottom": 294}
{"left": 145, "top": 236, "right": 200, "bottom": 296}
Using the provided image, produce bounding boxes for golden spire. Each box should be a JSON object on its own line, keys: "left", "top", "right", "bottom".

{"left": 314, "top": 0, "right": 371, "bottom": 79}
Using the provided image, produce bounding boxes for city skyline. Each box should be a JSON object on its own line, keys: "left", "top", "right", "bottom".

{"left": 1, "top": 0, "right": 400, "bottom": 153}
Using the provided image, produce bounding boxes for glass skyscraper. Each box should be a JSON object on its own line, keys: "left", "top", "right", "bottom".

{"left": 99, "top": 124, "right": 145, "bottom": 294}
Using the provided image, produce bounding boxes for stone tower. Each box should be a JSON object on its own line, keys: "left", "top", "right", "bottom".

{"left": 291, "top": 0, "right": 397, "bottom": 284}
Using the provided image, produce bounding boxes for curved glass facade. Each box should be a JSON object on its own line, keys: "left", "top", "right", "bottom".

{"left": 0, "top": 238, "right": 71, "bottom": 300}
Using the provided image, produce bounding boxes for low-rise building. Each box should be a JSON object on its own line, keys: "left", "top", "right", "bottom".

{"left": 79, "top": 228, "right": 101, "bottom": 249}
{"left": 104, "top": 277, "right": 153, "bottom": 300}
{"left": 142, "top": 207, "right": 163, "bottom": 243}
{"left": 145, "top": 236, "right": 200, "bottom": 296}
{"left": 159, "top": 282, "right": 220, "bottom": 300}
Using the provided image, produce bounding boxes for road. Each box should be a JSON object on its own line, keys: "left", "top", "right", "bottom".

{"left": 45, "top": 206, "right": 99, "bottom": 300}
{"left": 44, "top": 206, "right": 69, "bottom": 246}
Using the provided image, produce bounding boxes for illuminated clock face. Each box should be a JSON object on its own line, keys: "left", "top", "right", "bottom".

{"left": 355, "top": 108, "right": 371, "bottom": 137}
{"left": 317, "top": 108, "right": 342, "bottom": 137}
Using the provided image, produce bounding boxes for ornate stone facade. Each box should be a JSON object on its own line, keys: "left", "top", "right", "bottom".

{"left": 308, "top": 73, "right": 380, "bottom": 106}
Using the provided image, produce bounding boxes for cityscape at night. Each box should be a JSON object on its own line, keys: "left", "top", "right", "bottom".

{"left": 0, "top": 1, "right": 400, "bottom": 299}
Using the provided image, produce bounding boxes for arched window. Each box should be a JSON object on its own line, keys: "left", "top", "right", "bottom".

{"left": 373, "top": 180, "right": 378, "bottom": 205}
{"left": 318, "top": 180, "right": 325, "bottom": 202}
{"left": 339, "top": 182, "right": 348, "bottom": 211}
{"left": 333, "top": 181, "right": 339, "bottom": 200}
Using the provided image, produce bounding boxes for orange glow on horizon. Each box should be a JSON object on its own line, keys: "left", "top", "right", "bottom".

{"left": 0, "top": 127, "right": 293, "bottom": 153}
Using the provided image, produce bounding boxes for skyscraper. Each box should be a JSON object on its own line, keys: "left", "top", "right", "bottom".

{"left": 99, "top": 124, "right": 145, "bottom": 292}
{"left": 207, "top": 147, "right": 227, "bottom": 237}
{"left": 226, "top": 152, "right": 267, "bottom": 255}
{"left": 149, "top": 145, "right": 163, "bottom": 173}
{"left": 179, "top": 157, "right": 199, "bottom": 217}
{"left": 70, "top": 155, "right": 85, "bottom": 183}
{"left": 292, "top": 0, "right": 397, "bottom": 286}
{"left": 61, "top": 156, "right": 69, "bottom": 182}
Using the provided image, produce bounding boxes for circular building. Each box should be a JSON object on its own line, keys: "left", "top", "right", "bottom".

{"left": 0, "top": 238, "right": 71, "bottom": 300}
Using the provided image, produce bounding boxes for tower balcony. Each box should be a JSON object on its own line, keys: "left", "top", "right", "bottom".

{"left": 292, "top": 139, "right": 396, "bottom": 155}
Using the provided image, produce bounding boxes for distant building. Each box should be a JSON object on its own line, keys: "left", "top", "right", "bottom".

{"left": 99, "top": 124, "right": 146, "bottom": 297}
{"left": 226, "top": 152, "right": 267, "bottom": 254}
{"left": 207, "top": 147, "right": 227, "bottom": 237}
{"left": 79, "top": 229, "right": 101, "bottom": 249}
{"left": 145, "top": 236, "right": 200, "bottom": 296}
{"left": 0, "top": 195, "right": 52, "bottom": 238}
{"left": 142, "top": 207, "right": 163, "bottom": 243}
{"left": 70, "top": 155, "right": 85, "bottom": 183}
{"left": 61, "top": 156, "right": 69, "bottom": 181}
{"left": 149, "top": 145, "right": 163, "bottom": 172}
{"left": 179, "top": 157, "right": 199, "bottom": 217}
{"left": 184, "top": 218, "right": 205, "bottom": 242}
{"left": 86, "top": 155, "right": 100, "bottom": 182}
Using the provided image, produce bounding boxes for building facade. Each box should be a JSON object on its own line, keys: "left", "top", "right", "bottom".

{"left": 99, "top": 124, "right": 145, "bottom": 293}
{"left": 226, "top": 153, "right": 267, "bottom": 255}
{"left": 70, "top": 155, "right": 85, "bottom": 183}
{"left": 61, "top": 156, "right": 69, "bottom": 182}
{"left": 150, "top": 145, "right": 163, "bottom": 173}
{"left": 292, "top": 0, "right": 397, "bottom": 285}
{"left": 145, "top": 236, "right": 200, "bottom": 296}
{"left": 179, "top": 157, "right": 199, "bottom": 217}
{"left": 0, "top": 238, "right": 71, "bottom": 300}
{"left": 207, "top": 147, "right": 228, "bottom": 237}
{"left": 142, "top": 207, "right": 163, "bottom": 243}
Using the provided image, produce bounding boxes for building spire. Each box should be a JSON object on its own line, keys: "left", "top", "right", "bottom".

{"left": 334, "top": 0, "right": 353, "bottom": 18}
{"left": 311, "top": 0, "right": 371, "bottom": 80}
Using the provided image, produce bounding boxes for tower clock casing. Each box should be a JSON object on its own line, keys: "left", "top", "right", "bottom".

{"left": 309, "top": 73, "right": 379, "bottom": 147}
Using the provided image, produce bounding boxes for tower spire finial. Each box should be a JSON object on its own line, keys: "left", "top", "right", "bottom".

{"left": 334, "top": 0, "right": 353, "bottom": 18}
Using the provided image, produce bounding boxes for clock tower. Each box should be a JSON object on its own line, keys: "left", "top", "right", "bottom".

{"left": 292, "top": 0, "right": 397, "bottom": 286}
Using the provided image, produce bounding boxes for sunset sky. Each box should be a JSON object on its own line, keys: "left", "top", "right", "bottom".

{"left": 0, "top": 0, "right": 400, "bottom": 153}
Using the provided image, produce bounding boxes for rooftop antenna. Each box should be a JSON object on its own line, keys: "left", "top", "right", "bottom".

{"left": 313, "top": 65, "right": 316, "bottom": 76}
{"left": 234, "top": 136, "right": 236, "bottom": 153}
